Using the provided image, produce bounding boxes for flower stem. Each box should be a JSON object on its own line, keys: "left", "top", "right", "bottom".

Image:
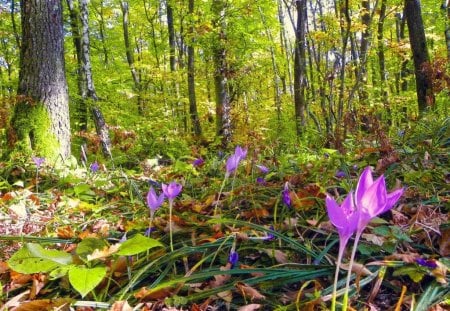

{"left": 169, "top": 200, "right": 174, "bottom": 252}
{"left": 342, "top": 231, "right": 362, "bottom": 311}
{"left": 35, "top": 168, "right": 39, "bottom": 193}
{"left": 331, "top": 242, "right": 346, "bottom": 311}
{"left": 213, "top": 175, "right": 228, "bottom": 216}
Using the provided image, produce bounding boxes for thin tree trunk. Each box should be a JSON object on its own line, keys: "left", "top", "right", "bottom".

{"left": 10, "top": 0, "right": 21, "bottom": 49}
{"left": 121, "top": 1, "right": 143, "bottom": 114}
{"left": 212, "top": 0, "right": 231, "bottom": 148}
{"left": 445, "top": 0, "right": 450, "bottom": 59}
{"left": 258, "top": 5, "right": 282, "bottom": 120}
{"left": 377, "top": 0, "right": 388, "bottom": 106}
{"left": 293, "top": 0, "right": 307, "bottom": 136}
{"left": 405, "top": 0, "right": 435, "bottom": 112}
{"left": 187, "top": 0, "right": 201, "bottom": 136}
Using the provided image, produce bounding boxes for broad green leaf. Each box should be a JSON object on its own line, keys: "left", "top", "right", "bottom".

{"left": 393, "top": 266, "right": 425, "bottom": 283}
{"left": 76, "top": 238, "right": 108, "bottom": 260}
{"left": 117, "top": 234, "right": 163, "bottom": 256}
{"left": 8, "top": 244, "right": 72, "bottom": 274}
{"left": 74, "top": 183, "right": 92, "bottom": 196}
{"left": 68, "top": 265, "right": 107, "bottom": 298}
{"left": 49, "top": 265, "right": 71, "bottom": 279}
{"left": 26, "top": 244, "right": 72, "bottom": 265}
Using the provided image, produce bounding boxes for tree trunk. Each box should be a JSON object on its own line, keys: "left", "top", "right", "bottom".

{"left": 293, "top": 0, "right": 307, "bottom": 136}
{"left": 67, "top": 0, "right": 112, "bottom": 159}
{"left": 92, "top": 0, "right": 109, "bottom": 64}
{"left": 377, "top": 0, "right": 388, "bottom": 106}
{"left": 187, "top": 0, "right": 201, "bottom": 136}
{"left": 166, "top": 0, "right": 176, "bottom": 72}
{"left": 121, "top": 1, "right": 143, "bottom": 114}
{"left": 10, "top": 0, "right": 70, "bottom": 159}
{"left": 405, "top": 0, "right": 435, "bottom": 112}
{"left": 212, "top": 0, "right": 231, "bottom": 148}
{"left": 445, "top": 0, "right": 450, "bottom": 59}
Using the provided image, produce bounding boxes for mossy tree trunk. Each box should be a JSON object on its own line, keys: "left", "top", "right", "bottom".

{"left": 10, "top": 0, "right": 71, "bottom": 160}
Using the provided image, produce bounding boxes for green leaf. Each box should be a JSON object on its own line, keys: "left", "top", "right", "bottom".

{"left": 393, "top": 266, "right": 425, "bottom": 283}
{"left": 117, "top": 234, "right": 163, "bottom": 256}
{"left": 8, "top": 243, "right": 72, "bottom": 274}
{"left": 74, "top": 183, "right": 93, "bottom": 196}
{"left": 76, "top": 238, "right": 108, "bottom": 260}
{"left": 68, "top": 265, "right": 107, "bottom": 298}
{"left": 372, "top": 225, "right": 390, "bottom": 236}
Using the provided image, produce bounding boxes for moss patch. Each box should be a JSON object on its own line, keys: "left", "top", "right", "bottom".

{"left": 9, "top": 102, "right": 60, "bottom": 160}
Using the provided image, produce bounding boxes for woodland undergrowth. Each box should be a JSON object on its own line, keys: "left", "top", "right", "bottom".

{"left": 0, "top": 114, "right": 448, "bottom": 311}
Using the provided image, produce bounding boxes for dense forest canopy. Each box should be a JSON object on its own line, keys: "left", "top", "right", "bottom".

{"left": 0, "top": 0, "right": 448, "bottom": 160}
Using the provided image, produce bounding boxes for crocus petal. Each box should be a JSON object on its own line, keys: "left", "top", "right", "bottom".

{"left": 256, "top": 165, "right": 269, "bottom": 174}
{"left": 326, "top": 193, "right": 358, "bottom": 245}
{"left": 382, "top": 188, "right": 404, "bottom": 214}
{"left": 226, "top": 154, "right": 240, "bottom": 175}
{"left": 147, "top": 187, "right": 165, "bottom": 211}
{"left": 162, "top": 182, "right": 182, "bottom": 200}
{"left": 358, "top": 175, "right": 387, "bottom": 218}
{"left": 325, "top": 195, "right": 347, "bottom": 229}
{"left": 235, "top": 146, "right": 247, "bottom": 160}
{"left": 356, "top": 167, "right": 374, "bottom": 202}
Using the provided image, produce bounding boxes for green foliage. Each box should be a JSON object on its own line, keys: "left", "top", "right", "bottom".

{"left": 8, "top": 103, "right": 60, "bottom": 160}
{"left": 7, "top": 234, "right": 164, "bottom": 298}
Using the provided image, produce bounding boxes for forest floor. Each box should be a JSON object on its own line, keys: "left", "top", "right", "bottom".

{"left": 0, "top": 117, "right": 449, "bottom": 310}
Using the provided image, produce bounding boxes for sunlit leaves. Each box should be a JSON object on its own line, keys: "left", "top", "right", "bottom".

{"left": 8, "top": 244, "right": 73, "bottom": 274}
{"left": 68, "top": 265, "right": 107, "bottom": 298}
{"left": 117, "top": 233, "right": 163, "bottom": 256}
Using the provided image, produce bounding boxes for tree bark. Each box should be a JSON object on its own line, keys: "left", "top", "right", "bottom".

{"left": 212, "top": 0, "right": 231, "bottom": 148}
{"left": 67, "top": 0, "right": 112, "bottom": 159}
{"left": 187, "top": 0, "right": 202, "bottom": 136}
{"left": 121, "top": 1, "right": 143, "bottom": 114}
{"left": 10, "top": 0, "right": 71, "bottom": 159}
{"left": 293, "top": 0, "right": 307, "bottom": 136}
{"left": 445, "top": 0, "right": 450, "bottom": 59}
{"left": 377, "top": 0, "right": 388, "bottom": 106}
{"left": 404, "top": 0, "right": 435, "bottom": 112}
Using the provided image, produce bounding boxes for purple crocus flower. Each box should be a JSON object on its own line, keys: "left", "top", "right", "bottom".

{"left": 90, "top": 161, "right": 100, "bottom": 172}
{"left": 256, "top": 177, "right": 266, "bottom": 185}
{"left": 32, "top": 157, "right": 45, "bottom": 168}
{"left": 147, "top": 187, "right": 165, "bottom": 217}
{"left": 234, "top": 146, "right": 247, "bottom": 160}
{"left": 192, "top": 157, "right": 205, "bottom": 167}
{"left": 225, "top": 146, "right": 247, "bottom": 176}
{"left": 228, "top": 250, "right": 239, "bottom": 267}
{"left": 162, "top": 181, "right": 182, "bottom": 202}
{"left": 264, "top": 225, "right": 275, "bottom": 241}
{"left": 256, "top": 164, "right": 269, "bottom": 174}
{"left": 326, "top": 192, "right": 359, "bottom": 247}
{"left": 282, "top": 182, "right": 291, "bottom": 207}
{"left": 335, "top": 170, "right": 346, "bottom": 178}
{"left": 415, "top": 258, "right": 438, "bottom": 269}
{"left": 355, "top": 167, "right": 404, "bottom": 232}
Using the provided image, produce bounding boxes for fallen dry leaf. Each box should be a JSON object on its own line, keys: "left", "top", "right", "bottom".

{"left": 263, "top": 249, "right": 288, "bottom": 264}
{"left": 134, "top": 286, "right": 175, "bottom": 301}
{"left": 237, "top": 304, "right": 262, "bottom": 311}
{"left": 87, "top": 243, "right": 121, "bottom": 261}
{"left": 110, "top": 300, "right": 133, "bottom": 311}
{"left": 10, "top": 298, "right": 73, "bottom": 311}
{"left": 340, "top": 261, "right": 372, "bottom": 276}
{"left": 235, "top": 282, "right": 266, "bottom": 301}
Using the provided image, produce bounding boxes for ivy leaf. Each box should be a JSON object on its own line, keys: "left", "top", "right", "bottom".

{"left": 117, "top": 234, "right": 163, "bottom": 256}
{"left": 8, "top": 243, "right": 72, "bottom": 274}
{"left": 68, "top": 265, "right": 107, "bottom": 298}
